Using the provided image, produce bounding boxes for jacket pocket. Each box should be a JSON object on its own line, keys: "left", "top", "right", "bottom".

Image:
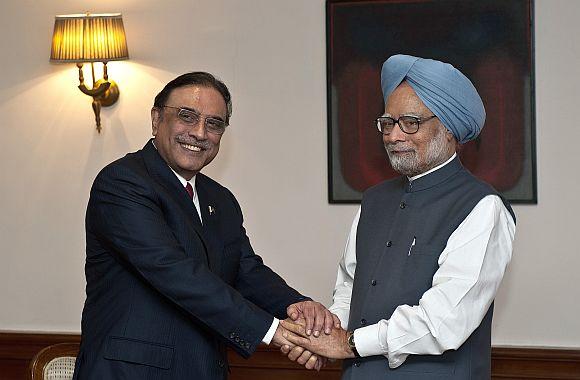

{"left": 408, "top": 243, "right": 444, "bottom": 257}
{"left": 103, "top": 336, "right": 174, "bottom": 369}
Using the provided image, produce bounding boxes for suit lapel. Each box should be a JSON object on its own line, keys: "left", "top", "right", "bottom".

{"left": 141, "top": 140, "right": 214, "bottom": 268}
{"left": 196, "top": 175, "right": 223, "bottom": 277}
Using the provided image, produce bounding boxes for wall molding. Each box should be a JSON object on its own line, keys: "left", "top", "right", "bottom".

{"left": 1, "top": 332, "right": 578, "bottom": 380}
{"left": 491, "top": 346, "right": 580, "bottom": 379}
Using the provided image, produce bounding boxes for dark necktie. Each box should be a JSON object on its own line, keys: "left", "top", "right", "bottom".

{"left": 185, "top": 182, "right": 194, "bottom": 200}
{"left": 185, "top": 182, "right": 203, "bottom": 226}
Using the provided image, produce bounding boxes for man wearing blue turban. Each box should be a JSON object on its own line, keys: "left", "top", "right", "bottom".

{"left": 281, "top": 55, "right": 516, "bottom": 379}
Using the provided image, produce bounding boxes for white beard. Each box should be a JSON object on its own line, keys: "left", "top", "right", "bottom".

{"left": 385, "top": 127, "right": 451, "bottom": 176}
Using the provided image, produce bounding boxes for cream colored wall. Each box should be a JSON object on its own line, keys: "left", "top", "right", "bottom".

{"left": 0, "top": 0, "right": 578, "bottom": 348}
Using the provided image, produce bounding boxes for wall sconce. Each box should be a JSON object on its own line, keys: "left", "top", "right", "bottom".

{"left": 50, "top": 13, "right": 129, "bottom": 133}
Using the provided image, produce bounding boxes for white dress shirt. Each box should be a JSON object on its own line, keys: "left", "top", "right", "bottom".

{"left": 169, "top": 169, "right": 202, "bottom": 224}
{"left": 169, "top": 168, "right": 279, "bottom": 345}
{"left": 329, "top": 155, "right": 516, "bottom": 368}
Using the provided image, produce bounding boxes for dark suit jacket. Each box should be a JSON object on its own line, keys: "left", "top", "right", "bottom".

{"left": 73, "top": 140, "right": 307, "bottom": 379}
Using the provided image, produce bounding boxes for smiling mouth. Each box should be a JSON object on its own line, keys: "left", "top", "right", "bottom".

{"left": 389, "top": 149, "right": 414, "bottom": 155}
{"left": 180, "top": 142, "right": 204, "bottom": 152}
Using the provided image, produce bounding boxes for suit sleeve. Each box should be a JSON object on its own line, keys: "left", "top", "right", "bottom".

{"left": 226, "top": 190, "right": 310, "bottom": 319}
{"left": 88, "top": 165, "right": 272, "bottom": 358}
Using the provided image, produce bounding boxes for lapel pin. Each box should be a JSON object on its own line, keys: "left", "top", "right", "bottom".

{"left": 208, "top": 205, "right": 215, "bottom": 215}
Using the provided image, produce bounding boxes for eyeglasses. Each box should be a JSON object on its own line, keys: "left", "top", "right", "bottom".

{"left": 375, "top": 114, "right": 437, "bottom": 135}
{"left": 162, "top": 105, "right": 228, "bottom": 135}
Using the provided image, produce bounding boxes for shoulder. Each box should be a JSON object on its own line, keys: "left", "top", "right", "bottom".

{"left": 93, "top": 150, "right": 149, "bottom": 191}
{"left": 468, "top": 195, "right": 516, "bottom": 232}
{"left": 458, "top": 169, "right": 516, "bottom": 224}
{"left": 477, "top": 194, "right": 516, "bottom": 225}
{"left": 457, "top": 165, "right": 498, "bottom": 194}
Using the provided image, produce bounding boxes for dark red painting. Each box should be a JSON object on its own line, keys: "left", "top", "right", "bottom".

{"left": 327, "top": 0, "right": 536, "bottom": 203}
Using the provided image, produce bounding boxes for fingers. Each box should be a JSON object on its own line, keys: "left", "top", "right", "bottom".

{"left": 332, "top": 312, "right": 342, "bottom": 329}
{"left": 287, "top": 301, "right": 338, "bottom": 338}
{"left": 323, "top": 309, "right": 334, "bottom": 335}
{"left": 296, "top": 349, "right": 314, "bottom": 365}
{"left": 287, "top": 346, "right": 319, "bottom": 371}
{"left": 302, "top": 303, "right": 315, "bottom": 336}
{"left": 287, "top": 303, "right": 299, "bottom": 321}
{"left": 287, "top": 345, "right": 305, "bottom": 361}
{"left": 301, "top": 301, "right": 323, "bottom": 337}
{"left": 305, "top": 356, "right": 327, "bottom": 371}
{"left": 301, "top": 301, "right": 334, "bottom": 337}
{"left": 311, "top": 306, "right": 325, "bottom": 337}
{"left": 314, "top": 359, "right": 322, "bottom": 371}
{"left": 280, "top": 344, "right": 292, "bottom": 355}
{"left": 280, "top": 335, "right": 321, "bottom": 371}
{"left": 282, "top": 328, "right": 311, "bottom": 348}
{"left": 281, "top": 319, "right": 308, "bottom": 337}
{"left": 304, "top": 353, "right": 319, "bottom": 369}
{"left": 271, "top": 324, "right": 294, "bottom": 348}
{"left": 313, "top": 356, "right": 327, "bottom": 371}
{"left": 279, "top": 318, "right": 329, "bottom": 371}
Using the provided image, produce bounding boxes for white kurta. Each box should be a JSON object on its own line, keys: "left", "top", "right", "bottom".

{"left": 329, "top": 158, "right": 516, "bottom": 368}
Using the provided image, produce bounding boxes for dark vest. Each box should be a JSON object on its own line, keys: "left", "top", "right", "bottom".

{"left": 343, "top": 157, "right": 515, "bottom": 380}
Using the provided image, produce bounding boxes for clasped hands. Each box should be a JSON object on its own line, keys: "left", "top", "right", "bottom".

{"left": 271, "top": 300, "right": 355, "bottom": 371}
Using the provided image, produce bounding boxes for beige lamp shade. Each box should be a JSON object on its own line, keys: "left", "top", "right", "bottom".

{"left": 50, "top": 13, "right": 129, "bottom": 62}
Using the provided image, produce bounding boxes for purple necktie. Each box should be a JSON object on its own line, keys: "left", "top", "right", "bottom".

{"left": 185, "top": 182, "right": 194, "bottom": 200}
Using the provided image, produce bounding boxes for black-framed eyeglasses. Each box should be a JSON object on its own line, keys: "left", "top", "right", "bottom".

{"left": 162, "top": 105, "right": 229, "bottom": 135}
{"left": 375, "top": 114, "right": 437, "bottom": 135}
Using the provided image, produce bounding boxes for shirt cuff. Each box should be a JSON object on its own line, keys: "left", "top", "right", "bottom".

{"left": 353, "top": 322, "right": 388, "bottom": 357}
{"left": 262, "top": 318, "right": 279, "bottom": 345}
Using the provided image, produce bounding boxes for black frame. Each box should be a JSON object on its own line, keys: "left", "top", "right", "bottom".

{"left": 326, "top": 0, "right": 537, "bottom": 204}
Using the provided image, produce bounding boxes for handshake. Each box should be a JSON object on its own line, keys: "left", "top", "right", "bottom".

{"left": 271, "top": 300, "right": 356, "bottom": 371}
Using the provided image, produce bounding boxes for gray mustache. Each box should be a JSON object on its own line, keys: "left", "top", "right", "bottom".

{"left": 177, "top": 138, "right": 212, "bottom": 150}
{"left": 385, "top": 143, "right": 414, "bottom": 152}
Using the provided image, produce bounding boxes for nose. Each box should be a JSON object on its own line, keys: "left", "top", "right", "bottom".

{"left": 383, "top": 120, "right": 406, "bottom": 144}
{"left": 188, "top": 118, "right": 207, "bottom": 140}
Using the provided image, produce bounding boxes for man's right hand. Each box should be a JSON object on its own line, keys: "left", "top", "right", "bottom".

{"left": 272, "top": 323, "right": 326, "bottom": 371}
{"left": 280, "top": 319, "right": 355, "bottom": 360}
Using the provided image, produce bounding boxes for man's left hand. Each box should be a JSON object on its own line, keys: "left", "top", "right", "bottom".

{"left": 280, "top": 319, "right": 355, "bottom": 360}
{"left": 286, "top": 301, "right": 341, "bottom": 337}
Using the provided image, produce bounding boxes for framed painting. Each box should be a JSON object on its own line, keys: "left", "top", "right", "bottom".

{"left": 327, "top": 0, "right": 536, "bottom": 203}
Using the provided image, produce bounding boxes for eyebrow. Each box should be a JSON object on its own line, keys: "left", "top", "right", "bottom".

{"left": 179, "top": 106, "right": 226, "bottom": 122}
{"left": 402, "top": 113, "right": 427, "bottom": 118}
{"left": 381, "top": 113, "right": 426, "bottom": 118}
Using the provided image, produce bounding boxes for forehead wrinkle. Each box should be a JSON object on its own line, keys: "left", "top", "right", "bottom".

{"left": 385, "top": 83, "right": 432, "bottom": 118}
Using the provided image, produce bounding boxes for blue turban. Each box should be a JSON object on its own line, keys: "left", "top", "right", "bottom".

{"left": 380, "top": 54, "right": 485, "bottom": 144}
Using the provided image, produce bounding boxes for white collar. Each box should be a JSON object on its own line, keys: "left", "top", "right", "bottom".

{"left": 169, "top": 166, "right": 196, "bottom": 190}
{"left": 408, "top": 152, "right": 457, "bottom": 181}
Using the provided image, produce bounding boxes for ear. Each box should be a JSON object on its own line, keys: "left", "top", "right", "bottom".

{"left": 444, "top": 128, "right": 459, "bottom": 153}
{"left": 444, "top": 128, "right": 455, "bottom": 142}
{"left": 151, "top": 107, "right": 161, "bottom": 136}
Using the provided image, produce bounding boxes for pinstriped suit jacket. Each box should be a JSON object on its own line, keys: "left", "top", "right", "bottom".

{"left": 73, "top": 140, "right": 307, "bottom": 379}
